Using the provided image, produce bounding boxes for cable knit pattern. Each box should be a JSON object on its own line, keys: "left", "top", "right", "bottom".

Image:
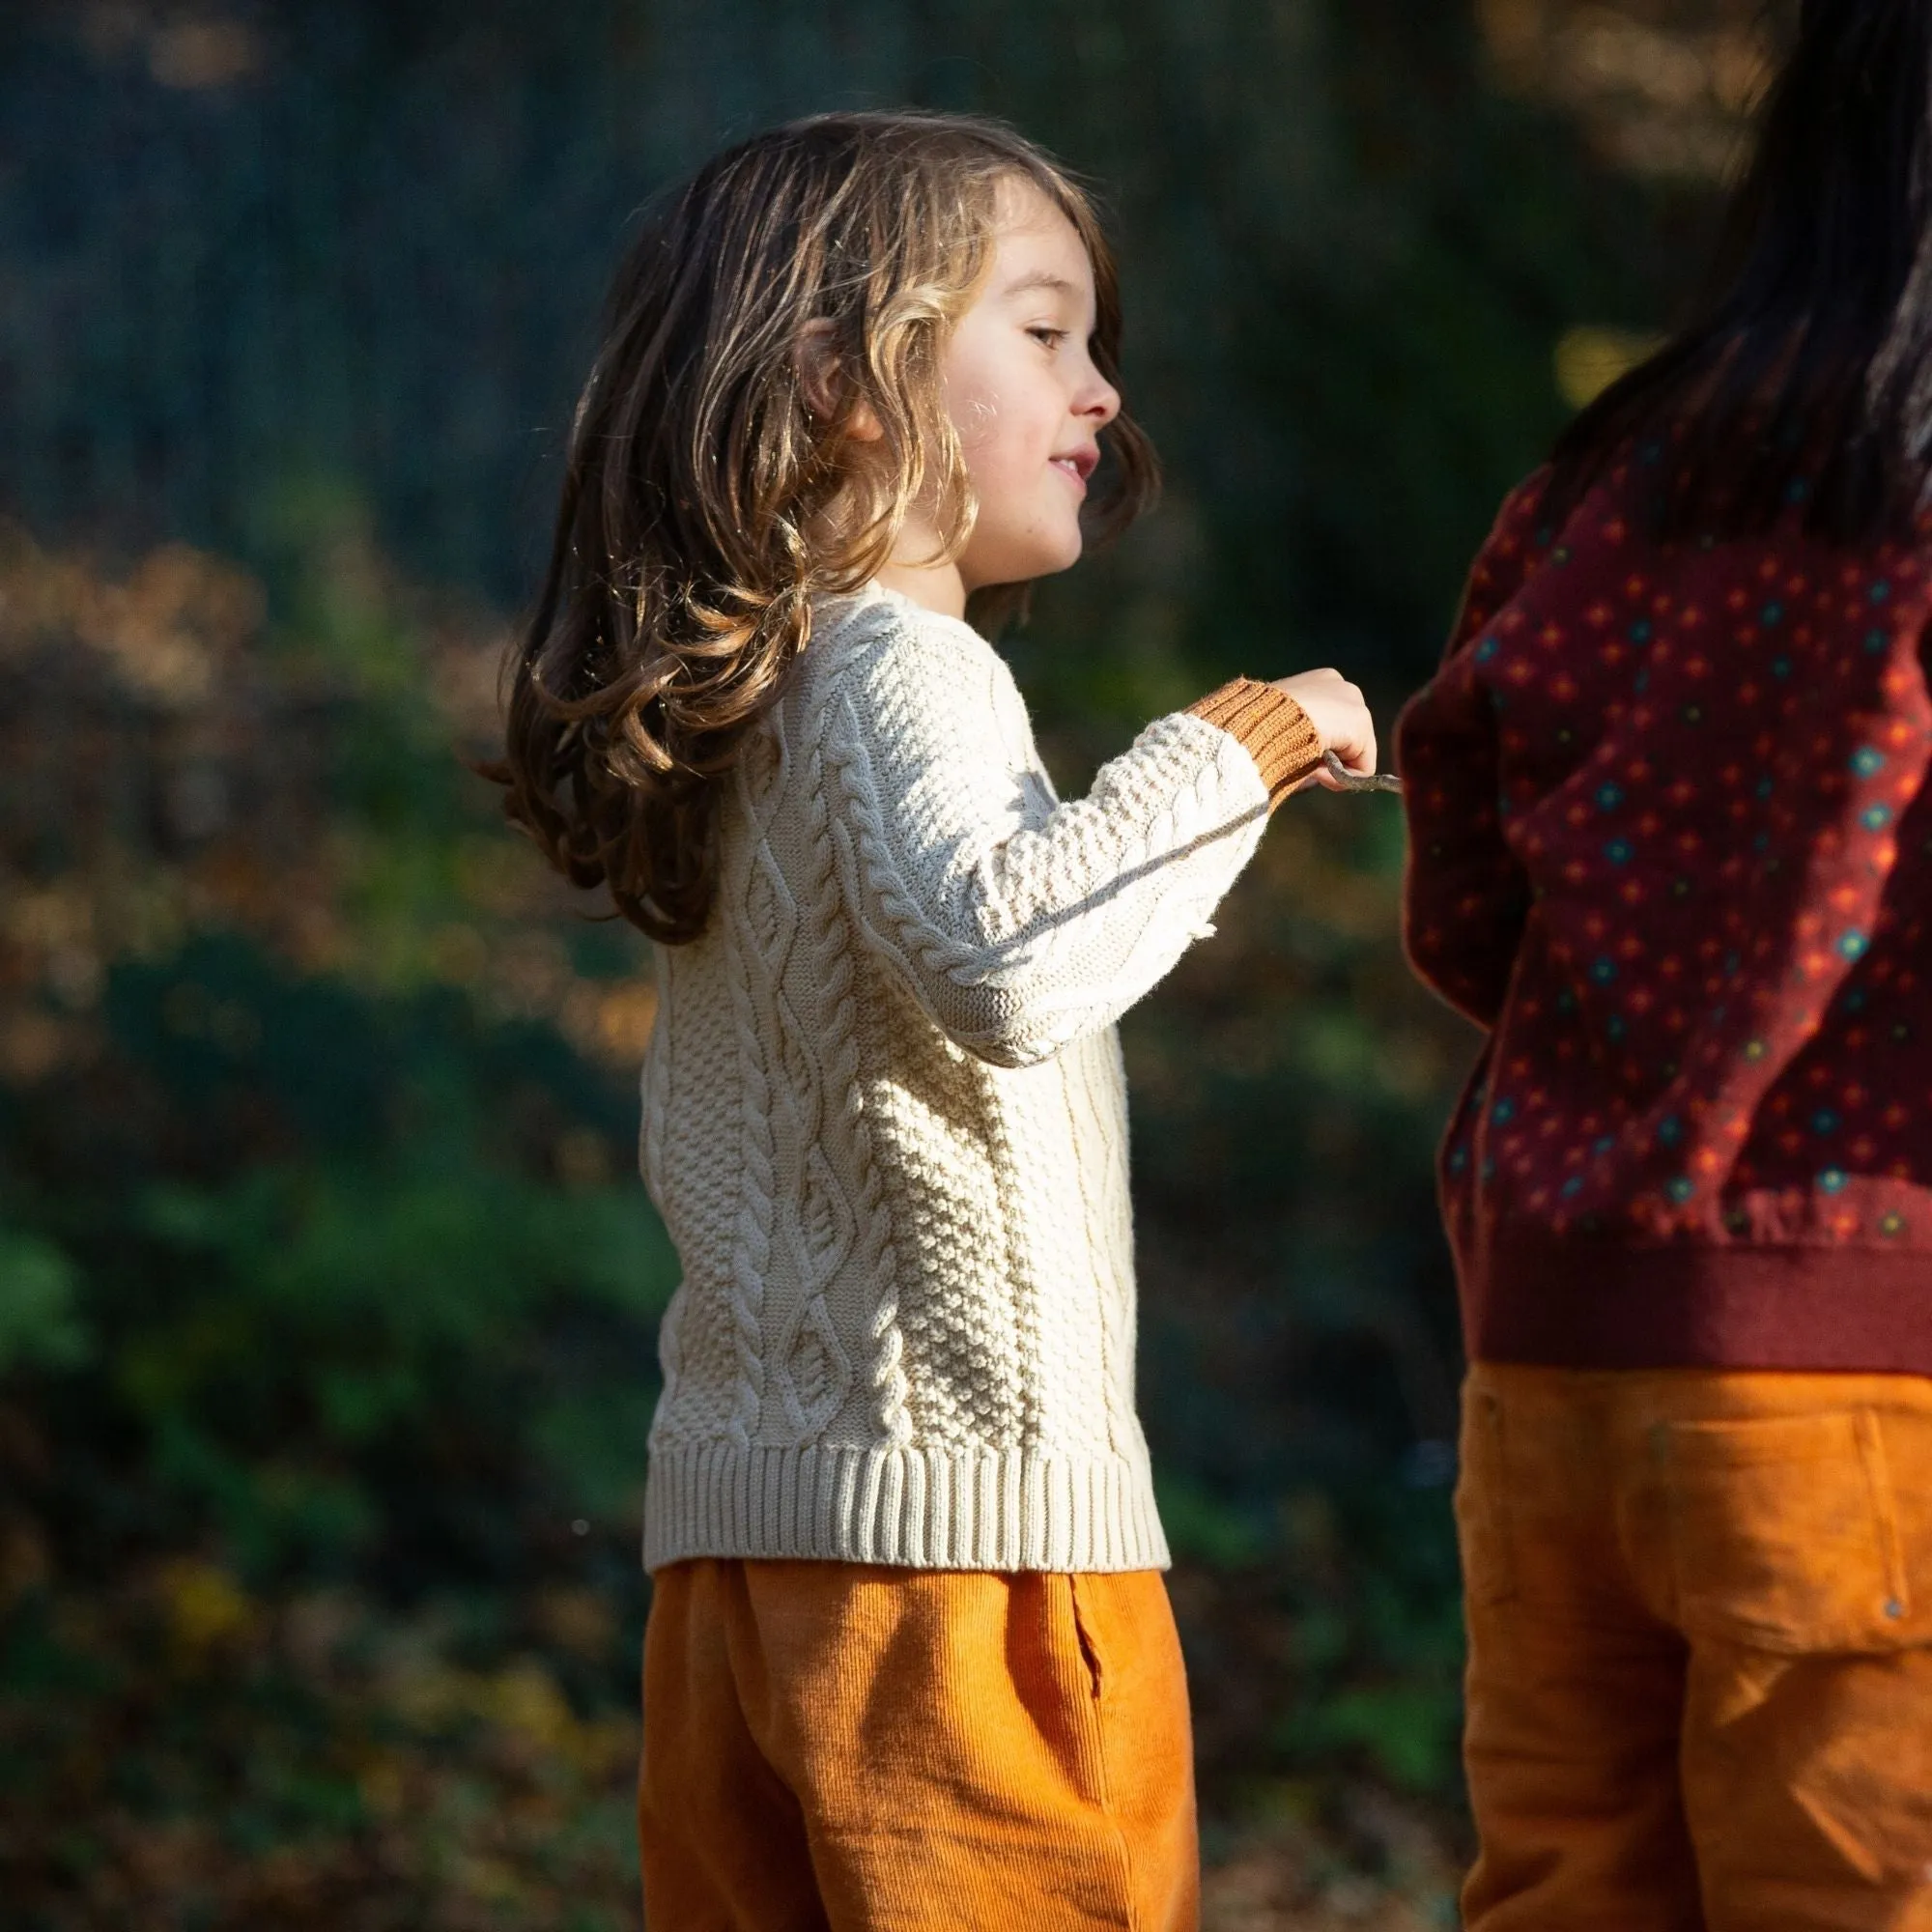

{"left": 639, "top": 583, "right": 1287, "bottom": 1573}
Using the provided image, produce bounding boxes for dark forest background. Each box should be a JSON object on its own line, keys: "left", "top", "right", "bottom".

{"left": 0, "top": 2, "right": 1754, "bottom": 1924}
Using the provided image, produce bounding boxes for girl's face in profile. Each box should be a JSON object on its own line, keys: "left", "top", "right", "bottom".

{"left": 943, "top": 178, "right": 1122, "bottom": 592}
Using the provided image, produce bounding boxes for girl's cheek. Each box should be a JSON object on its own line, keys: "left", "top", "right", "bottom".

{"left": 957, "top": 393, "right": 1006, "bottom": 458}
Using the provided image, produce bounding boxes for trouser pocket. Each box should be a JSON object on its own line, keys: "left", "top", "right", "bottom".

{"left": 1662, "top": 1407, "right": 1913, "bottom": 1654}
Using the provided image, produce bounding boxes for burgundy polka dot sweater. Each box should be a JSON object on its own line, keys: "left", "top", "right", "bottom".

{"left": 1399, "top": 453, "right": 1932, "bottom": 1373}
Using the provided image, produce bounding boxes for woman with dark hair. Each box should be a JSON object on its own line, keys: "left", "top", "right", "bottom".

{"left": 1400, "top": 4, "right": 1932, "bottom": 1922}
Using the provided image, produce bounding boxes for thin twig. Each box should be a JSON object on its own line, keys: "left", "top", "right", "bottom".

{"left": 1322, "top": 751, "right": 1403, "bottom": 794}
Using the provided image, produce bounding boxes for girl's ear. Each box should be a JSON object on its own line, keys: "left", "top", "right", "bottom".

{"left": 796, "top": 319, "right": 883, "bottom": 442}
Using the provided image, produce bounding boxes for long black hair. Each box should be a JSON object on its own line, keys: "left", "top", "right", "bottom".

{"left": 1548, "top": 0, "right": 1932, "bottom": 542}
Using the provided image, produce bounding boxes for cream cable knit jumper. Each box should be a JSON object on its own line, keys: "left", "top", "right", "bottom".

{"left": 639, "top": 583, "right": 1317, "bottom": 1574}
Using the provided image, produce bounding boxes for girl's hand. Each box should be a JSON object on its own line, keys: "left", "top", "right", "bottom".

{"left": 1271, "top": 668, "right": 1378, "bottom": 790}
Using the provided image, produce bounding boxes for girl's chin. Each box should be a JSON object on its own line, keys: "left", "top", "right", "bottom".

{"left": 956, "top": 504, "right": 1088, "bottom": 587}
{"left": 984, "top": 532, "right": 1084, "bottom": 583}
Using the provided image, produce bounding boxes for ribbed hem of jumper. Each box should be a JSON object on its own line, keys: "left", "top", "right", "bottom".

{"left": 1186, "top": 678, "right": 1322, "bottom": 806}
{"left": 641, "top": 1442, "right": 1173, "bottom": 1574}
{"left": 1467, "top": 1235, "right": 1932, "bottom": 1373}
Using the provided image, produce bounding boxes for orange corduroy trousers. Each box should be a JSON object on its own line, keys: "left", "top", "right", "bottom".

{"left": 637, "top": 1559, "right": 1198, "bottom": 1931}
{"left": 1458, "top": 1361, "right": 1932, "bottom": 1930}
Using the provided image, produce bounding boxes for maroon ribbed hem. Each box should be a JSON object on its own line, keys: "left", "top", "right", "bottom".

{"left": 1465, "top": 1237, "right": 1932, "bottom": 1374}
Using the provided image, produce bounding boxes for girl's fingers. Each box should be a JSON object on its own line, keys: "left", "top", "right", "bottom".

{"left": 1293, "top": 756, "right": 1355, "bottom": 795}
{"left": 1333, "top": 727, "right": 1377, "bottom": 775}
{"left": 1315, "top": 705, "right": 1376, "bottom": 775}
{"left": 1270, "top": 672, "right": 1373, "bottom": 760}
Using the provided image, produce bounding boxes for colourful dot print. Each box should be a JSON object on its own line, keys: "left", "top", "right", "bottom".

{"left": 1397, "top": 455, "right": 1932, "bottom": 1370}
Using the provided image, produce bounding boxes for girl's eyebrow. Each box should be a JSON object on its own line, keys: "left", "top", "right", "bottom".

{"left": 1000, "top": 270, "right": 1081, "bottom": 300}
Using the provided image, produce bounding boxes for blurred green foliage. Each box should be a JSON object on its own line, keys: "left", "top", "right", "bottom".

{"left": 0, "top": 0, "right": 1709, "bottom": 1922}
{"left": 2, "top": 853, "right": 676, "bottom": 1926}
{"left": 0, "top": 512, "right": 678, "bottom": 1921}
{"left": 0, "top": 1229, "right": 87, "bottom": 1376}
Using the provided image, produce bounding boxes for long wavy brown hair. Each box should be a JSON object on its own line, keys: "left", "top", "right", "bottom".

{"left": 489, "top": 110, "right": 1158, "bottom": 944}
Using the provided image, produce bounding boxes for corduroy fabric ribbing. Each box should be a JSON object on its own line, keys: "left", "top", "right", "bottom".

{"left": 1456, "top": 1362, "right": 1932, "bottom": 1927}
{"left": 639, "top": 1562, "right": 1197, "bottom": 1928}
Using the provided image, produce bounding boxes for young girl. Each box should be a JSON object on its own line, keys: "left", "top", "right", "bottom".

{"left": 495, "top": 111, "right": 1376, "bottom": 1928}
{"left": 1401, "top": 5, "right": 1932, "bottom": 1923}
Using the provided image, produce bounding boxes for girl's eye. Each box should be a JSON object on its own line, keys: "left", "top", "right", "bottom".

{"left": 1027, "top": 326, "right": 1066, "bottom": 351}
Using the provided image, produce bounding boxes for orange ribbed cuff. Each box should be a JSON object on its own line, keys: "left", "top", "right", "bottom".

{"left": 1186, "top": 678, "right": 1322, "bottom": 808}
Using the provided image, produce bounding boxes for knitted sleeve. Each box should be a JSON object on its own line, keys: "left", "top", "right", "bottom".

{"left": 817, "top": 606, "right": 1297, "bottom": 1069}
{"left": 1185, "top": 677, "right": 1322, "bottom": 804}
{"left": 1396, "top": 472, "right": 1552, "bottom": 1029}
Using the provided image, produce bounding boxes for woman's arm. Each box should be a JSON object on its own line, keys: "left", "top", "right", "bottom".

{"left": 1397, "top": 474, "right": 1553, "bottom": 1030}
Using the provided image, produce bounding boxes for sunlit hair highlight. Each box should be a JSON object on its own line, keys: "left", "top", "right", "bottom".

{"left": 490, "top": 110, "right": 1158, "bottom": 943}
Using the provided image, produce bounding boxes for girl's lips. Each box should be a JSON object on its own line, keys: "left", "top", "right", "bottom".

{"left": 1050, "top": 450, "right": 1096, "bottom": 490}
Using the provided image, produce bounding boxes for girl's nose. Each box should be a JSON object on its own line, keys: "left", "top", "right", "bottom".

{"left": 1080, "top": 373, "right": 1122, "bottom": 428}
